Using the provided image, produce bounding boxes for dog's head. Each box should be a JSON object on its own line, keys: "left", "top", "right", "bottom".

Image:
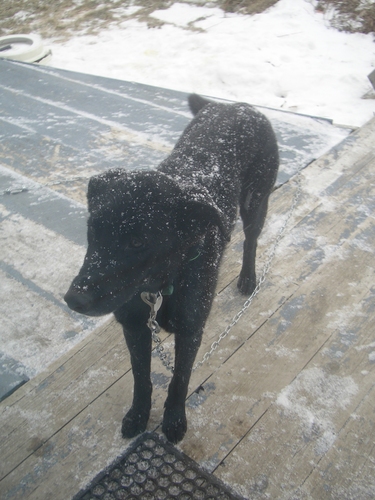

{"left": 64, "top": 169, "right": 229, "bottom": 316}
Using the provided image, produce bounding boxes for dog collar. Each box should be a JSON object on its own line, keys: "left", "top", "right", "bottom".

{"left": 161, "top": 284, "right": 174, "bottom": 296}
{"left": 187, "top": 239, "right": 204, "bottom": 263}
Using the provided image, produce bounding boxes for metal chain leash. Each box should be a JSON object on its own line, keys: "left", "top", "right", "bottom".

{"left": 141, "top": 291, "right": 174, "bottom": 373}
{"left": 192, "top": 172, "right": 303, "bottom": 371}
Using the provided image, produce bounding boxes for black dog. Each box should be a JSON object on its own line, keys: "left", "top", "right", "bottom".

{"left": 64, "top": 94, "right": 279, "bottom": 443}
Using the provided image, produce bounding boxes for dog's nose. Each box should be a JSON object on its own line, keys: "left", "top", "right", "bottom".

{"left": 64, "top": 289, "right": 92, "bottom": 313}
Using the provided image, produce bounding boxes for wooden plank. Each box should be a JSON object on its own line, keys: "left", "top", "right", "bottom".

{"left": 0, "top": 376, "right": 133, "bottom": 500}
{"left": 0, "top": 318, "right": 126, "bottom": 480}
{"left": 303, "top": 385, "right": 375, "bottom": 499}
{"left": 181, "top": 215, "right": 375, "bottom": 468}
{"left": 213, "top": 284, "right": 375, "bottom": 499}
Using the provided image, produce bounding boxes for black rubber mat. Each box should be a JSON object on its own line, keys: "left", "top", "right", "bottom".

{"left": 73, "top": 432, "right": 244, "bottom": 500}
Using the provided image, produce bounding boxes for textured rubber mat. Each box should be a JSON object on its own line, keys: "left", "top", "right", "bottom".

{"left": 74, "top": 432, "right": 244, "bottom": 500}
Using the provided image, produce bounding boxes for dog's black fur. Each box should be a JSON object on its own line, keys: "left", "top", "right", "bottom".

{"left": 64, "top": 94, "right": 279, "bottom": 443}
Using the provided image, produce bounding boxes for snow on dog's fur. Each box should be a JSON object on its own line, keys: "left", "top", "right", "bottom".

{"left": 64, "top": 94, "right": 279, "bottom": 443}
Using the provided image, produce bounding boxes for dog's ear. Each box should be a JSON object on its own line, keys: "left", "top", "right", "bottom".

{"left": 188, "top": 94, "right": 211, "bottom": 116}
{"left": 87, "top": 169, "right": 127, "bottom": 213}
{"left": 177, "top": 186, "right": 232, "bottom": 242}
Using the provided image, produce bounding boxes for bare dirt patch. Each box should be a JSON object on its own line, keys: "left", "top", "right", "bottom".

{"left": 1, "top": 0, "right": 374, "bottom": 42}
{"left": 0, "top": 0, "right": 147, "bottom": 40}
{"left": 219, "top": 0, "right": 279, "bottom": 14}
{"left": 315, "top": 0, "right": 375, "bottom": 34}
{"left": 0, "top": 1, "right": 280, "bottom": 41}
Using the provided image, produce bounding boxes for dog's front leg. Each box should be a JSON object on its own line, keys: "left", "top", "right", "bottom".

{"left": 115, "top": 297, "right": 154, "bottom": 438}
{"left": 162, "top": 330, "right": 202, "bottom": 443}
{"left": 121, "top": 324, "right": 152, "bottom": 439}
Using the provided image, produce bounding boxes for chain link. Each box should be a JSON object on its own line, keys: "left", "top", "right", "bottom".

{"left": 151, "top": 329, "right": 174, "bottom": 373}
{"left": 141, "top": 291, "right": 174, "bottom": 373}
{"left": 193, "top": 173, "right": 302, "bottom": 371}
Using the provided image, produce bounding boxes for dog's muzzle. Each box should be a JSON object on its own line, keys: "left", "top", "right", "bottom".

{"left": 64, "top": 286, "right": 97, "bottom": 315}
{"left": 64, "top": 271, "right": 106, "bottom": 316}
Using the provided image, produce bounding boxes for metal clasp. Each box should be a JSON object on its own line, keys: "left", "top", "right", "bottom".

{"left": 141, "top": 291, "right": 163, "bottom": 333}
{"left": 140, "top": 291, "right": 173, "bottom": 373}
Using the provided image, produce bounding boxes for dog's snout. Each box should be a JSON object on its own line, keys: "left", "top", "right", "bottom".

{"left": 64, "top": 275, "right": 96, "bottom": 314}
{"left": 64, "top": 287, "right": 93, "bottom": 313}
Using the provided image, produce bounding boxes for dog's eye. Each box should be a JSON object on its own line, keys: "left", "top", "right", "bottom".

{"left": 129, "top": 236, "right": 144, "bottom": 248}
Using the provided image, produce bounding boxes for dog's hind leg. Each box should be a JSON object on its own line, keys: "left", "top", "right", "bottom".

{"left": 238, "top": 190, "right": 271, "bottom": 295}
{"left": 115, "top": 300, "right": 153, "bottom": 438}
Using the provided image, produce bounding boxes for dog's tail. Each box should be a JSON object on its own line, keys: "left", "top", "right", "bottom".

{"left": 188, "top": 93, "right": 211, "bottom": 116}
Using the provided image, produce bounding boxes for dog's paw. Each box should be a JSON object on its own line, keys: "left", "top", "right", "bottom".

{"left": 162, "top": 407, "right": 187, "bottom": 444}
{"left": 237, "top": 274, "right": 256, "bottom": 296}
{"left": 121, "top": 407, "right": 149, "bottom": 439}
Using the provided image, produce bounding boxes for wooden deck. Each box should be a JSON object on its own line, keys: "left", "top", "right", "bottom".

{"left": 0, "top": 58, "right": 348, "bottom": 402}
{"left": 1, "top": 113, "right": 374, "bottom": 498}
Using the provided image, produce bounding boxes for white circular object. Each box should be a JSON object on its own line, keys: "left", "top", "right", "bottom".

{"left": 0, "top": 34, "right": 50, "bottom": 63}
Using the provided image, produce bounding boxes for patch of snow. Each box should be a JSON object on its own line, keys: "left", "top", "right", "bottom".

{"left": 355, "top": 341, "right": 375, "bottom": 351}
{"left": 326, "top": 304, "right": 366, "bottom": 334}
{"left": 276, "top": 367, "right": 358, "bottom": 455}
{"left": 13, "top": 10, "right": 32, "bottom": 21}
{"left": 48, "top": 0, "right": 375, "bottom": 128}
{"left": 265, "top": 344, "right": 300, "bottom": 359}
{"left": 350, "top": 235, "right": 375, "bottom": 253}
{"left": 315, "top": 237, "right": 350, "bottom": 264}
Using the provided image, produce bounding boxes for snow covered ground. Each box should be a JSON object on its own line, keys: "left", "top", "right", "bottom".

{"left": 48, "top": 0, "right": 375, "bottom": 128}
